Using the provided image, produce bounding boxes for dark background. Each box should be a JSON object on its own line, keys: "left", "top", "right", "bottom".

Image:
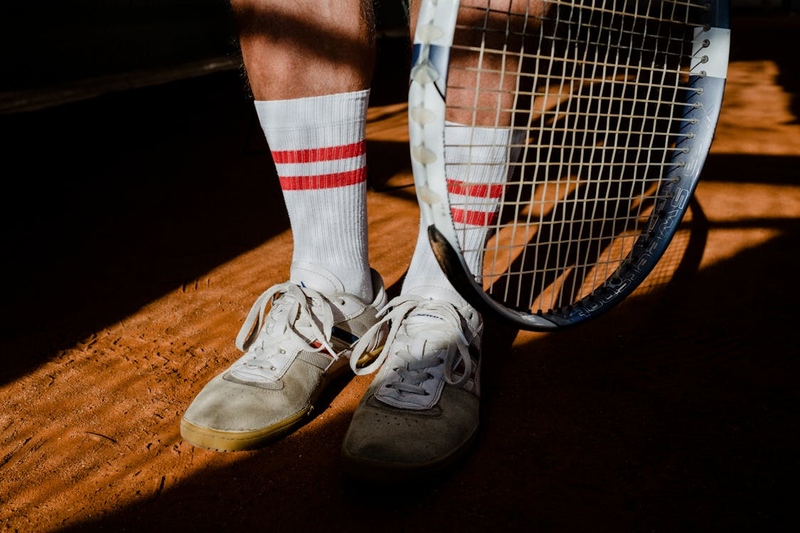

{"left": 0, "top": 1, "right": 798, "bottom": 532}
{"left": 0, "top": 0, "right": 410, "bottom": 111}
{"left": 2, "top": 1, "right": 797, "bottom": 110}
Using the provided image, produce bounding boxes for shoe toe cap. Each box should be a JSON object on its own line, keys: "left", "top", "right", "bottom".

{"left": 183, "top": 371, "right": 310, "bottom": 432}
{"left": 342, "top": 387, "right": 479, "bottom": 470}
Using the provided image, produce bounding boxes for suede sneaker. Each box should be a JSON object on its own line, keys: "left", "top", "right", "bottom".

{"left": 341, "top": 288, "right": 482, "bottom": 479}
{"left": 181, "top": 263, "right": 387, "bottom": 451}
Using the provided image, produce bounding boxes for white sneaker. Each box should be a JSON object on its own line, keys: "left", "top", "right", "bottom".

{"left": 181, "top": 263, "right": 387, "bottom": 451}
{"left": 341, "top": 288, "right": 482, "bottom": 479}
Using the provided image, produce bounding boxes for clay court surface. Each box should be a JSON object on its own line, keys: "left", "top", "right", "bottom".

{"left": 1, "top": 14, "right": 798, "bottom": 532}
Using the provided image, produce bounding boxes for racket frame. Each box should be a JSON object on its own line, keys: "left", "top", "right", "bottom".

{"left": 409, "top": 0, "right": 730, "bottom": 330}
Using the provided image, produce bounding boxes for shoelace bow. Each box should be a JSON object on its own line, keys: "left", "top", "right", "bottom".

{"left": 350, "top": 296, "right": 474, "bottom": 394}
{"left": 234, "top": 282, "right": 338, "bottom": 372}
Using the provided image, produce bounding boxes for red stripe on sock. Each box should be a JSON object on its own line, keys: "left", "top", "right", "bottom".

{"left": 272, "top": 140, "right": 366, "bottom": 164}
{"left": 447, "top": 179, "right": 504, "bottom": 199}
{"left": 279, "top": 167, "right": 367, "bottom": 190}
{"left": 451, "top": 207, "right": 498, "bottom": 226}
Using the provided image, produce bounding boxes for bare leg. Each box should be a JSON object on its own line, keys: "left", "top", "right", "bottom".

{"left": 232, "top": 0, "right": 376, "bottom": 100}
{"left": 341, "top": 1, "right": 549, "bottom": 478}
{"left": 230, "top": 0, "right": 379, "bottom": 301}
{"left": 180, "top": 0, "right": 384, "bottom": 453}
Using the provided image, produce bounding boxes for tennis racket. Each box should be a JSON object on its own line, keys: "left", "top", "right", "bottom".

{"left": 408, "top": 0, "right": 730, "bottom": 330}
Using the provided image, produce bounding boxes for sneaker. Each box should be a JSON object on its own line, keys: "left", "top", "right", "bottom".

{"left": 180, "top": 263, "right": 388, "bottom": 452}
{"left": 341, "top": 288, "right": 482, "bottom": 479}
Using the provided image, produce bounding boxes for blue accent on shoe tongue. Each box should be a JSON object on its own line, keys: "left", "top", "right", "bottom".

{"left": 414, "top": 313, "right": 445, "bottom": 321}
{"left": 300, "top": 281, "right": 306, "bottom": 288}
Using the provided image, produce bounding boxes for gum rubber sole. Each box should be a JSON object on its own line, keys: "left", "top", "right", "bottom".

{"left": 180, "top": 408, "right": 309, "bottom": 452}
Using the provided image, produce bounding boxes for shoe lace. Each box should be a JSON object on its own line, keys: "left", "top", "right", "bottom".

{"left": 350, "top": 295, "right": 474, "bottom": 395}
{"left": 234, "top": 282, "right": 337, "bottom": 374}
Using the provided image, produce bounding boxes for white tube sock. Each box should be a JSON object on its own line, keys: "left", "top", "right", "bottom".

{"left": 255, "top": 90, "right": 373, "bottom": 302}
{"left": 402, "top": 123, "right": 521, "bottom": 304}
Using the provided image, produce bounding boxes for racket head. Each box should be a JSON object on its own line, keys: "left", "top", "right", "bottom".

{"left": 409, "top": 0, "right": 730, "bottom": 330}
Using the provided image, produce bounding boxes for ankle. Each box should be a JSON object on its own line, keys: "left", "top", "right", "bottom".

{"left": 290, "top": 261, "right": 373, "bottom": 303}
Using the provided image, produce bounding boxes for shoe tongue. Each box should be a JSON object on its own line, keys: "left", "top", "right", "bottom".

{"left": 406, "top": 289, "right": 460, "bottom": 326}
{"left": 403, "top": 285, "right": 466, "bottom": 308}
{"left": 289, "top": 262, "right": 344, "bottom": 295}
{"left": 408, "top": 309, "right": 447, "bottom": 325}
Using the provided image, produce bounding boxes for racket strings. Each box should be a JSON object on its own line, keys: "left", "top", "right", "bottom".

{"left": 455, "top": 1, "right": 708, "bottom": 51}
{"left": 564, "top": 1, "right": 682, "bottom": 307}
{"left": 445, "top": 0, "right": 704, "bottom": 313}
{"left": 457, "top": 0, "right": 709, "bottom": 21}
{"left": 452, "top": 32, "right": 698, "bottom": 64}
{"left": 448, "top": 78, "right": 704, "bottom": 98}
